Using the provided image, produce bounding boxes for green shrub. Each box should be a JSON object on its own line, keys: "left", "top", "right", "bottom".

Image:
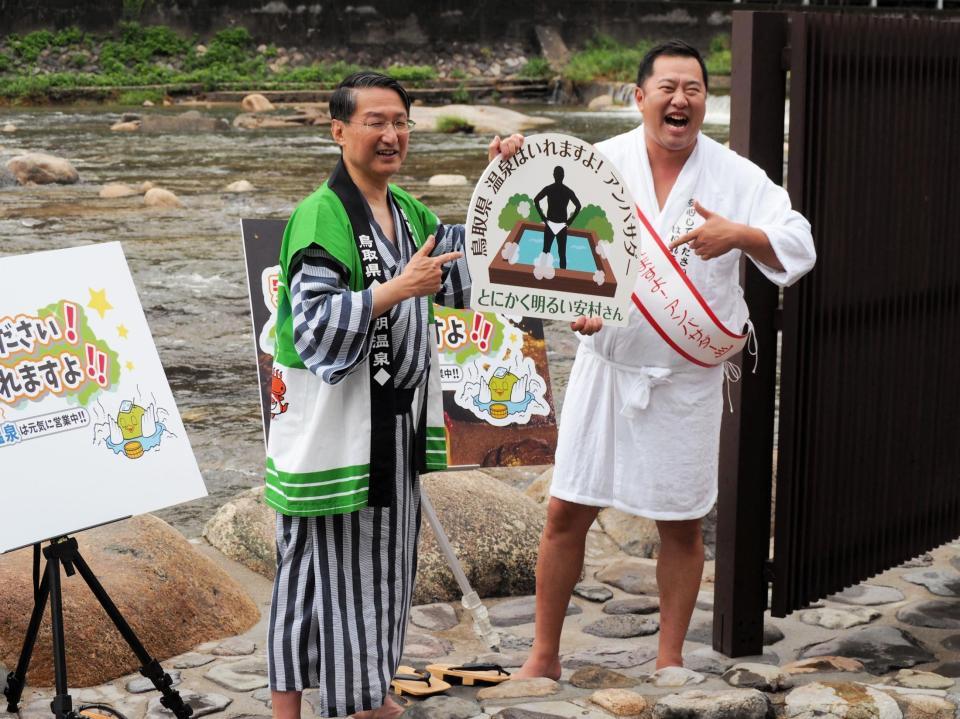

{"left": 117, "top": 88, "right": 163, "bottom": 104}
{"left": 436, "top": 115, "right": 474, "bottom": 134}
{"left": 563, "top": 34, "right": 653, "bottom": 84}
{"left": 449, "top": 68, "right": 467, "bottom": 80}
{"left": 451, "top": 82, "right": 471, "bottom": 104}
{"left": 0, "top": 54, "right": 11, "bottom": 73}
{"left": 11, "top": 30, "right": 54, "bottom": 62}
{"left": 52, "top": 27, "right": 86, "bottom": 47}
{"left": 66, "top": 52, "right": 88, "bottom": 69}
{"left": 385, "top": 64, "right": 437, "bottom": 83}
{"left": 519, "top": 57, "right": 552, "bottom": 79}
{"left": 706, "top": 33, "right": 731, "bottom": 76}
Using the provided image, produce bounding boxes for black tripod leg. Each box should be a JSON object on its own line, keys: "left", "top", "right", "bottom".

{"left": 4, "top": 568, "right": 51, "bottom": 713}
{"left": 47, "top": 554, "right": 76, "bottom": 719}
{"left": 71, "top": 551, "right": 193, "bottom": 719}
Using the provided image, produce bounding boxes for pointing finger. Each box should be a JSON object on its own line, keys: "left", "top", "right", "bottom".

{"left": 415, "top": 235, "right": 437, "bottom": 255}
{"left": 693, "top": 200, "right": 713, "bottom": 219}
{"left": 433, "top": 251, "right": 463, "bottom": 265}
{"left": 669, "top": 229, "right": 698, "bottom": 250}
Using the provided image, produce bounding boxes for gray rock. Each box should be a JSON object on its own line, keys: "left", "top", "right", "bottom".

{"left": 799, "top": 625, "right": 935, "bottom": 674}
{"left": 828, "top": 583, "right": 905, "bottom": 605}
{"left": 562, "top": 646, "right": 657, "bottom": 670}
{"left": 569, "top": 666, "right": 638, "bottom": 689}
{"left": 19, "top": 218, "right": 47, "bottom": 228}
{"left": 139, "top": 111, "right": 230, "bottom": 134}
{"left": 596, "top": 508, "right": 661, "bottom": 558}
{"left": 6, "top": 152, "right": 79, "bottom": 184}
{"left": 902, "top": 569, "right": 960, "bottom": 597}
{"left": 799, "top": 606, "right": 880, "bottom": 630}
{"left": 898, "top": 599, "right": 960, "bottom": 628}
{"left": 721, "top": 663, "right": 792, "bottom": 692}
{"left": 145, "top": 691, "right": 231, "bottom": 719}
{"left": 594, "top": 559, "right": 658, "bottom": 595}
{"left": 203, "top": 486, "right": 276, "bottom": 579}
{"left": 489, "top": 595, "right": 580, "bottom": 627}
{"left": 603, "top": 597, "right": 660, "bottom": 615}
{"left": 494, "top": 709, "right": 566, "bottom": 719}
{"left": 891, "top": 668, "right": 955, "bottom": 689}
{"left": 499, "top": 633, "right": 534, "bottom": 651}
{"left": 583, "top": 615, "right": 659, "bottom": 638}
{"left": 410, "top": 602, "right": 459, "bottom": 632}
{"left": 401, "top": 631, "right": 454, "bottom": 659}
{"left": 650, "top": 667, "right": 706, "bottom": 687}
{"left": 683, "top": 648, "right": 780, "bottom": 676}
{"left": 127, "top": 670, "right": 181, "bottom": 693}
{"left": 470, "top": 652, "right": 527, "bottom": 668}
{"left": 687, "top": 619, "right": 781, "bottom": 647}
{"left": 652, "top": 688, "right": 772, "bottom": 718}
{"left": 695, "top": 591, "right": 714, "bottom": 611}
{"left": 574, "top": 584, "right": 614, "bottom": 602}
{"left": 783, "top": 682, "right": 900, "bottom": 719}
{"left": 252, "top": 688, "right": 272, "bottom": 706}
{"left": 0, "top": 167, "right": 16, "bottom": 187}
{"left": 935, "top": 662, "right": 960, "bottom": 678}
{"left": 942, "top": 634, "right": 960, "bottom": 652}
{"left": 402, "top": 695, "right": 482, "bottom": 719}
{"left": 416, "top": 472, "right": 547, "bottom": 604}
{"left": 477, "top": 678, "right": 559, "bottom": 700}
{"left": 205, "top": 656, "right": 269, "bottom": 691}
{"left": 172, "top": 652, "right": 215, "bottom": 669}
{"left": 900, "top": 553, "right": 934, "bottom": 568}
{"left": 211, "top": 637, "right": 256, "bottom": 656}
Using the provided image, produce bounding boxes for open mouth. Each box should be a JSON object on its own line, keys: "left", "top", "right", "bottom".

{"left": 376, "top": 149, "right": 399, "bottom": 158}
{"left": 664, "top": 114, "right": 689, "bottom": 128}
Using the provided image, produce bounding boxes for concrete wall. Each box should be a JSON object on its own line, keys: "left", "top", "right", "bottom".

{"left": 0, "top": 0, "right": 736, "bottom": 52}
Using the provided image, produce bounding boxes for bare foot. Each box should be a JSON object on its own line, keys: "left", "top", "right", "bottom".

{"left": 351, "top": 697, "right": 405, "bottom": 719}
{"left": 512, "top": 655, "right": 562, "bottom": 681}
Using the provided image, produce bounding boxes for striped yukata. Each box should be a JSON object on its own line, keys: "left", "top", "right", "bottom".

{"left": 268, "top": 194, "right": 468, "bottom": 717}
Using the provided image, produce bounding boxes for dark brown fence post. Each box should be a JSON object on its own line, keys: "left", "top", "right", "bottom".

{"left": 712, "top": 10, "right": 789, "bottom": 658}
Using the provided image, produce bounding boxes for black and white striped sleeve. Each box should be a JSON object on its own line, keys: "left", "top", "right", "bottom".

{"left": 432, "top": 222, "right": 471, "bottom": 309}
{"left": 289, "top": 246, "right": 373, "bottom": 385}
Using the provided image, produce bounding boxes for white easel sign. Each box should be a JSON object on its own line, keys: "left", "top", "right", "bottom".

{"left": 0, "top": 242, "right": 206, "bottom": 553}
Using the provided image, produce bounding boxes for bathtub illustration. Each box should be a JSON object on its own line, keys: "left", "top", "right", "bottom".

{"left": 489, "top": 221, "right": 618, "bottom": 298}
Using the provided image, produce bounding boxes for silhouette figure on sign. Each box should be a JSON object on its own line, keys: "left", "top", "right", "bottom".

{"left": 534, "top": 166, "right": 582, "bottom": 271}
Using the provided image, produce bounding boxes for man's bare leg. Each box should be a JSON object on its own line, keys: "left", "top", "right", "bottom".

{"left": 654, "top": 518, "right": 704, "bottom": 669}
{"left": 272, "top": 691, "right": 301, "bottom": 719}
{"left": 514, "top": 498, "right": 600, "bottom": 679}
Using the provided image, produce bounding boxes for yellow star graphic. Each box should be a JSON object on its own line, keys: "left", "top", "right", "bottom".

{"left": 87, "top": 288, "right": 114, "bottom": 319}
{"left": 117, "top": 324, "right": 129, "bottom": 339}
{"left": 509, "top": 333, "right": 519, "bottom": 344}
{"left": 125, "top": 360, "right": 135, "bottom": 371}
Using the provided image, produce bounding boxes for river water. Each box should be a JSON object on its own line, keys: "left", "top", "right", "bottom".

{"left": 0, "top": 99, "right": 730, "bottom": 538}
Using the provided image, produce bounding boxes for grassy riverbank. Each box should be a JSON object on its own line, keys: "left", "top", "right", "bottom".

{"left": 0, "top": 23, "right": 730, "bottom": 103}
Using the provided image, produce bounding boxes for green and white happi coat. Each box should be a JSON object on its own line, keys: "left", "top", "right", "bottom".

{"left": 265, "top": 161, "right": 469, "bottom": 712}
{"left": 265, "top": 160, "right": 459, "bottom": 518}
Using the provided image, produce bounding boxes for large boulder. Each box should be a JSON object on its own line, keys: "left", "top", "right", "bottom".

{"left": 597, "top": 508, "right": 661, "bottom": 558}
{"left": 0, "top": 515, "right": 258, "bottom": 687}
{"left": 6, "top": 152, "right": 79, "bottom": 185}
{"left": 143, "top": 187, "right": 182, "bottom": 208}
{"left": 410, "top": 105, "right": 554, "bottom": 135}
{"left": 241, "top": 93, "right": 276, "bottom": 113}
{"left": 414, "top": 470, "right": 545, "bottom": 604}
{"left": 203, "top": 486, "right": 275, "bottom": 578}
{"left": 139, "top": 111, "right": 229, "bottom": 134}
{"left": 204, "top": 473, "right": 545, "bottom": 605}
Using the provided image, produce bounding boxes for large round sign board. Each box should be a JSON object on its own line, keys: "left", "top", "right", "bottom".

{"left": 465, "top": 132, "right": 640, "bottom": 326}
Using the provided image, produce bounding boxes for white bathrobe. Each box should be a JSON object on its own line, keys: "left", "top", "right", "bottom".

{"left": 550, "top": 128, "right": 815, "bottom": 520}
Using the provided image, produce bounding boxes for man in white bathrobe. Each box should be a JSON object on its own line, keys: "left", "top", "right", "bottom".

{"left": 516, "top": 40, "right": 816, "bottom": 678}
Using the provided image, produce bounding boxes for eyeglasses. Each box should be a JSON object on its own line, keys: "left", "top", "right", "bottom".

{"left": 344, "top": 119, "right": 416, "bottom": 134}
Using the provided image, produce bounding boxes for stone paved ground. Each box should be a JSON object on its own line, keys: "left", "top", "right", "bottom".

{"left": 4, "top": 534, "right": 960, "bottom": 718}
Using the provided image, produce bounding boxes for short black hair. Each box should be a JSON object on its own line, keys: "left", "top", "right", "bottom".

{"left": 636, "top": 40, "right": 709, "bottom": 92}
{"left": 329, "top": 71, "right": 412, "bottom": 122}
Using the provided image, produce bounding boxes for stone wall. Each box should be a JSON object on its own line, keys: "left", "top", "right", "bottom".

{"left": 0, "top": 0, "right": 736, "bottom": 53}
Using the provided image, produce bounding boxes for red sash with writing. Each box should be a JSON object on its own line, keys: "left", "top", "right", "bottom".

{"left": 630, "top": 205, "right": 747, "bottom": 368}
